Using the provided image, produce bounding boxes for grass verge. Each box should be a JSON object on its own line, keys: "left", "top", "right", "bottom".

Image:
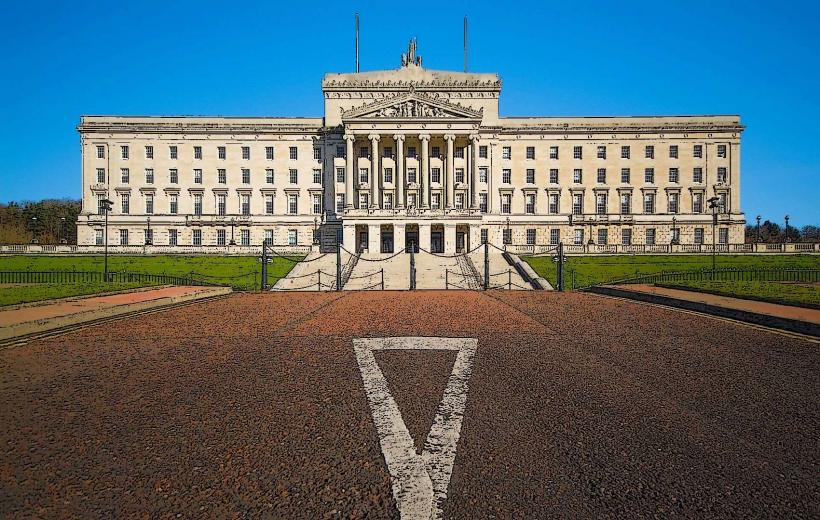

{"left": 0, "top": 283, "right": 148, "bottom": 307}
{"left": 656, "top": 281, "right": 820, "bottom": 309}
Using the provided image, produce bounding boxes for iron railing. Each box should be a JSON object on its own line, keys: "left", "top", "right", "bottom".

{"left": 0, "top": 270, "right": 216, "bottom": 287}
{"left": 586, "top": 267, "right": 820, "bottom": 288}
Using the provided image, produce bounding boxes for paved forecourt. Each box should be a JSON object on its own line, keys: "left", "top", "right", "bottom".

{"left": 1, "top": 291, "right": 817, "bottom": 518}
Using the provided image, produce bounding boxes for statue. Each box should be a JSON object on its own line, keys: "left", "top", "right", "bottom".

{"left": 401, "top": 38, "right": 422, "bottom": 67}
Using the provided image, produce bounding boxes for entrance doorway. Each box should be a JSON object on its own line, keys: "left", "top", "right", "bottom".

{"left": 405, "top": 224, "right": 419, "bottom": 253}
{"left": 381, "top": 225, "right": 394, "bottom": 253}
{"left": 431, "top": 224, "right": 444, "bottom": 254}
{"left": 456, "top": 224, "right": 470, "bottom": 253}
{"left": 356, "top": 225, "right": 369, "bottom": 253}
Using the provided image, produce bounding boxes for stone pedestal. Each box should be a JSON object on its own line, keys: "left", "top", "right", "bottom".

{"left": 343, "top": 224, "right": 356, "bottom": 250}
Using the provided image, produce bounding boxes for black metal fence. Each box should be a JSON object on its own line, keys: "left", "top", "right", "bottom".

{"left": 603, "top": 267, "right": 820, "bottom": 287}
{"left": 0, "top": 270, "right": 214, "bottom": 286}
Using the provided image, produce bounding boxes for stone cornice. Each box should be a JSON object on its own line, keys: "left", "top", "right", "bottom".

{"left": 77, "top": 121, "right": 323, "bottom": 135}
{"left": 491, "top": 121, "right": 745, "bottom": 135}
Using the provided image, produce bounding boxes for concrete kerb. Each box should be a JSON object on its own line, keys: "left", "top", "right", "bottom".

{"left": 507, "top": 253, "right": 550, "bottom": 290}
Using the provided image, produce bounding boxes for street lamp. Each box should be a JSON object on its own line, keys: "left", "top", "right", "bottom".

{"left": 707, "top": 196, "right": 720, "bottom": 278}
{"left": 145, "top": 217, "right": 152, "bottom": 245}
{"left": 100, "top": 198, "right": 114, "bottom": 281}
{"left": 229, "top": 217, "right": 236, "bottom": 245}
{"left": 59, "top": 217, "right": 67, "bottom": 244}
{"left": 784, "top": 214, "right": 790, "bottom": 243}
{"left": 505, "top": 216, "right": 511, "bottom": 250}
{"left": 313, "top": 216, "right": 319, "bottom": 245}
{"left": 671, "top": 216, "right": 678, "bottom": 245}
{"left": 30, "top": 217, "right": 38, "bottom": 244}
{"left": 756, "top": 215, "right": 761, "bottom": 244}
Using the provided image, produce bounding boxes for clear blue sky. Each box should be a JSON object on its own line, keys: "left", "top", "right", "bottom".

{"left": 1, "top": 0, "right": 817, "bottom": 226}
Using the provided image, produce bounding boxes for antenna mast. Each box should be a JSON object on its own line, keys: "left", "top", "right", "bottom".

{"left": 355, "top": 13, "right": 360, "bottom": 73}
{"left": 463, "top": 16, "right": 468, "bottom": 72}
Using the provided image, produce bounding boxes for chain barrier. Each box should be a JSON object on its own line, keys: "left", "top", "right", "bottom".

{"left": 416, "top": 241, "right": 484, "bottom": 258}
{"left": 266, "top": 247, "right": 326, "bottom": 263}
{"left": 338, "top": 245, "right": 405, "bottom": 262}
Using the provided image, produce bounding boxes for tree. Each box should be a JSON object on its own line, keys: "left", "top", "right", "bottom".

{"left": 0, "top": 199, "right": 81, "bottom": 244}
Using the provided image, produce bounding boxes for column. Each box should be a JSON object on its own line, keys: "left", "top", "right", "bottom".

{"left": 343, "top": 223, "right": 356, "bottom": 249}
{"left": 469, "top": 134, "right": 479, "bottom": 209}
{"left": 369, "top": 134, "right": 380, "bottom": 208}
{"left": 394, "top": 224, "right": 406, "bottom": 253}
{"left": 444, "top": 223, "right": 457, "bottom": 254}
{"left": 344, "top": 134, "right": 355, "bottom": 209}
{"left": 419, "top": 134, "right": 430, "bottom": 208}
{"left": 368, "top": 223, "right": 380, "bottom": 252}
{"left": 419, "top": 222, "right": 431, "bottom": 251}
{"left": 445, "top": 134, "right": 455, "bottom": 208}
{"left": 393, "top": 134, "right": 405, "bottom": 208}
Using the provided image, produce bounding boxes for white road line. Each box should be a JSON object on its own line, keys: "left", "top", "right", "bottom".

{"left": 354, "top": 337, "right": 478, "bottom": 520}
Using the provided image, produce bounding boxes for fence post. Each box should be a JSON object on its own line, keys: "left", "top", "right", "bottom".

{"left": 508, "top": 269, "right": 512, "bottom": 290}
{"left": 484, "top": 241, "right": 489, "bottom": 290}
{"left": 381, "top": 268, "right": 384, "bottom": 290}
{"left": 446, "top": 269, "right": 449, "bottom": 289}
{"left": 336, "top": 242, "right": 342, "bottom": 291}
{"left": 410, "top": 249, "right": 416, "bottom": 290}
{"left": 261, "top": 242, "right": 268, "bottom": 291}
{"left": 557, "top": 242, "right": 564, "bottom": 292}
{"left": 317, "top": 269, "right": 321, "bottom": 291}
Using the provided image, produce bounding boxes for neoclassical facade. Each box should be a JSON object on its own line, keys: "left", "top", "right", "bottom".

{"left": 77, "top": 43, "right": 745, "bottom": 253}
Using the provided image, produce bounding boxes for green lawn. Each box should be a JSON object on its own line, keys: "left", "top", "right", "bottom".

{"left": 0, "top": 283, "right": 147, "bottom": 307}
{"left": 0, "top": 255, "right": 301, "bottom": 291}
{"left": 658, "top": 281, "right": 820, "bottom": 309}
{"left": 522, "top": 254, "right": 820, "bottom": 289}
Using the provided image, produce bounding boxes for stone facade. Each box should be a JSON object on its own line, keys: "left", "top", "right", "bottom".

{"left": 77, "top": 42, "right": 745, "bottom": 253}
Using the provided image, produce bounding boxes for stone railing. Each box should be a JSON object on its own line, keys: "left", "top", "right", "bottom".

{"left": 507, "top": 242, "right": 820, "bottom": 256}
{"left": 0, "top": 244, "right": 313, "bottom": 256}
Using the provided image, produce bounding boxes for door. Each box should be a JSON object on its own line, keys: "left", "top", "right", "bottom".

{"left": 358, "top": 230, "right": 368, "bottom": 252}
{"left": 456, "top": 232, "right": 465, "bottom": 253}
{"left": 381, "top": 231, "right": 394, "bottom": 254}
{"left": 405, "top": 231, "right": 419, "bottom": 253}
{"left": 431, "top": 232, "right": 444, "bottom": 254}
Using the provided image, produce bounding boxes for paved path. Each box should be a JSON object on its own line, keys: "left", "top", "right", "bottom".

{"left": 272, "top": 251, "right": 340, "bottom": 291}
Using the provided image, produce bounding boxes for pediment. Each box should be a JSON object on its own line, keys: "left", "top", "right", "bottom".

{"left": 342, "top": 92, "right": 483, "bottom": 121}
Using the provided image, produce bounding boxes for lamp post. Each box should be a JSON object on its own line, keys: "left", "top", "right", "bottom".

{"left": 756, "top": 215, "right": 761, "bottom": 244}
{"left": 671, "top": 216, "right": 678, "bottom": 245}
{"left": 707, "top": 196, "right": 719, "bottom": 278}
{"left": 100, "top": 198, "right": 114, "bottom": 281}
{"left": 145, "top": 217, "right": 152, "bottom": 245}
{"left": 30, "top": 217, "right": 38, "bottom": 244}
{"left": 59, "top": 217, "right": 67, "bottom": 244}
{"left": 784, "top": 214, "right": 790, "bottom": 243}
{"left": 313, "top": 216, "right": 319, "bottom": 245}
{"left": 229, "top": 217, "right": 236, "bottom": 245}
{"left": 505, "top": 216, "right": 510, "bottom": 250}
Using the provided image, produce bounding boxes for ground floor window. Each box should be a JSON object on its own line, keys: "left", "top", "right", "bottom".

{"left": 265, "top": 229, "right": 273, "bottom": 246}
{"left": 169, "top": 229, "right": 177, "bottom": 246}
{"left": 622, "top": 228, "right": 632, "bottom": 246}
{"left": 597, "top": 228, "right": 608, "bottom": 245}
{"left": 288, "top": 229, "right": 298, "bottom": 246}
{"left": 217, "top": 229, "right": 226, "bottom": 246}
{"left": 503, "top": 228, "right": 512, "bottom": 245}
{"left": 144, "top": 229, "right": 153, "bottom": 245}
{"left": 481, "top": 229, "right": 488, "bottom": 244}
{"left": 646, "top": 228, "right": 655, "bottom": 245}
{"left": 192, "top": 229, "right": 202, "bottom": 246}
{"left": 694, "top": 228, "right": 704, "bottom": 244}
{"left": 526, "top": 228, "right": 536, "bottom": 245}
{"left": 119, "top": 229, "right": 128, "bottom": 245}
{"left": 550, "top": 229, "right": 560, "bottom": 245}
{"left": 95, "top": 229, "right": 103, "bottom": 245}
{"left": 240, "top": 229, "right": 250, "bottom": 246}
{"left": 574, "top": 229, "right": 584, "bottom": 245}
{"left": 719, "top": 227, "right": 729, "bottom": 244}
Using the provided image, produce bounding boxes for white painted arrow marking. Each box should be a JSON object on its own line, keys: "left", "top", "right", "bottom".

{"left": 354, "top": 337, "right": 478, "bottom": 520}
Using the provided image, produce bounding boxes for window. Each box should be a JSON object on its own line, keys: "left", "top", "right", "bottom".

{"left": 359, "top": 193, "right": 369, "bottom": 208}
{"left": 121, "top": 193, "right": 130, "bottom": 214}
{"left": 644, "top": 192, "right": 655, "bottom": 214}
{"left": 289, "top": 169, "right": 298, "bottom": 184}
{"left": 455, "top": 168, "right": 465, "bottom": 184}
{"left": 408, "top": 146, "right": 417, "bottom": 158}
{"left": 597, "top": 168, "right": 606, "bottom": 183}
{"left": 384, "top": 193, "right": 394, "bottom": 210}
{"left": 193, "top": 194, "right": 203, "bottom": 216}
{"left": 454, "top": 147, "right": 464, "bottom": 159}
{"left": 526, "top": 229, "right": 536, "bottom": 245}
{"left": 336, "top": 194, "right": 346, "bottom": 213}
{"left": 432, "top": 168, "right": 441, "bottom": 184}
{"left": 264, "top": 229, "right": 273, "bottom": 246}
{"left": 288, "top": 194, "right": 297, "bottom": 214}
{"left": 241, "top": 194, "right": 251, "bottom": 216}
{"left": 169, "top": 229, "right": 178, "bottom": 246}
{"left": 432, "top": 146, "right": 441, "bottom": 158}
{"left": 170, "top": 195, "right": 178, "bottom": 215}
{"left": 97, "top": 194, "right": 106, "bottom": 214}
{"left": 621, "top": 168, "right": 630, "bottom": 183}
{"left": 479, "top": 167, "right": 488, "bottom": 183}
{"left": 693, "top": 192, "right": 703, "bottom": 213}
{"left": 359, "top": 168, "right": 368, "bottom": 184}
{"left": 646, "top": 228, "right": 656, "bottom": 245}
{"left": 693, "top": 167, "right": 703, "bottom": 183}
{"left": 266, "top": 169, "right": 274, "bottom": 184}
{"left": 573, "top": 146, "right": 582, "bottom": 159}
{"left": 237, "top": 169, "right": 248, "bottom": 184}
{"left": 502, "top": 169, "right": 511, "bottom": 184}
{"left": 336, "top": 145, "right": 344, "bottom": 158}
{"left": 314, "top": 147, "right": 322, "bottom": 160}
{"left": 145, "top": 168, "right": 154, "bottom": 184}
{"left": 481, "top": 229, "right": 488, "bottom": 244}
{"left": 597, "top": 146, "right": 606, "bottom": 159}
{"left": 265, "top": 194, "right": 274, "bottom": 214}
{"left": 671, "top": 228, "right": 680, "bottom": 244}
{"left": 96, "top": 145, "right": 105, "bottom": 159}
{"left": 550, "top": 229, "right": 560, "bottom": 245}
{"left": 574, "top": 229, "right": 584, "bottom": 245}
{"left": 549, "top": 146, "right": 559, "bottom": 159}
{"left": 621, "top": 146, "right": 630, "bottom": 159}
{"left": 218, "top": 146, "right": 226, "bottom": 160}
{"left": 718, "top": 192, "right": 727, "bottom": 213}
{"left": 194, "top": 146, "right": 202, "bottom": 160}
{"left": 620, "top": 193, "right": 631, "bottom": 214}
{"left": 241, "top": 146, "right": 250, "bottom": 160}
{"left": 693, "top": 144, "right": 703, "bottom": 158}
{"left": 216, "top": 195, "right": 225, "bottom": 216}
{"left": 597, "top": 228, "right": 608, "bottom": 245}
{"left": 145, "top": 194, "right": 154, "bottom": 214}
{"left": 573, "top": 169, "right": 582, "bottom": 183}
{"left": 218, "top": 169, "right": 226, "bottom": 184}
{"left": 119, "top": 229, "right": 129, "bottom": 245}
{"left": 525, "top": 169, "right": 535, "bottom": 184}
{"left": 170, "top": 169, "right": 178, "bottom": 184}
{"left": 479, "top": 145, "right": 488, "bottom": 158}
{"left": 644, "top": 167, "right": 654, "bottom": 183}
{"left": 312, "top": 169, "right": 322, "bottom": 184}
{"left": 501, "top": 194, "right": 511, "bottom": 214}
{"left": 121, "top": 145, "right": 129, "bottom": 159}
{"left": 266, "top": 146, "right": 274, "bottom": 160}
{"left": 719, "top": 228, "right": 729, "bottom": 244}
{"left": 336, "top": 167, "right": 345, "bottom": 183}
{"left": 359, "top": 146, "right": 369, "bottom": 158}
{"left": 549, "top": 169, "right": 558, "bottom": 184}
{"left": 668, "top": 191, "right": 679, "bottom": 214}
{"left": 240, "top": 229, "right": 250, "bottom": 246}
{"left": 384, "top": 168, "right": 393, "bottom": 183}
{"left": 526, "top": 146, "right": 535, "bottom": 160}
{"left": 121, "top": 168, "right": 129, "bottom": 184}
{"left": 145, "top": 146, "right": 153, "bottom": 159}
{"left": 717, "top": 167, "right": 727, "bottom": 183}
{"left": 572, "top": 193, "right": 583, "bottom": 215}
{"left": 194, "top": 169, "right": 203, "bottom": 184}
{"left": 694, "top": 228, "right": 704, "bottom": 244}
{"left": 669, "top": 168, "right": 679, "bottom": 183}
{"left": 503, "top": 229, "right": 512, "bottom": 245}
{"left": 549, "top": 194, "right": 559, "bottom": 214}
{"left": 289, "top": 146, "right": 298, "bottom": 160}
{"left": 596, "top": 193, "right": 607, "bottom": 215}
{"left": 431, "top": 193, "right": 441, "bottom": 210}
{"left": 312, "top": 194, "right": 322, "bottom": 214}
{"left": 95, "top": 229, "right": 103, "bottom": 245}
{"left": 288, "top": 229, "right": 297, "bottom": 246}
{"left": 479, "top": 193, "right": 488, "bottom": 213}
{"left": 502, "top": 146, "right": 511, "bottom": 159}
{"left": 96, "top": 168, "right": 105, "bottom": 183}
{"left": 408, "top": 167, "right": 417, "bottom": 183}
{"left": 169, "top": 146, "right": 177, "bottom": 160}
{"left": 621, "top": 228, "right": 632, "bottom": 246}
{"left": 669, "top": 145, "right": 678, "bottom": 159}
{"left": 717, "top": 145, "right": 727, "bottom": 158}
{"left": 217, "top": 229, "right": 226, "bottom": 246}
{"left": 525, "top": 193, "right": 535, "bottom": 214}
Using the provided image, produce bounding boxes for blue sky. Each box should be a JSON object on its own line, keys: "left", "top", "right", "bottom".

{"left": 0, "top": 0, "right": 817, "bottom": 226}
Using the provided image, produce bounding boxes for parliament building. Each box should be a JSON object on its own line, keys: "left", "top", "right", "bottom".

{"left": 77, "top": 42, "right": 745, "bottom": 254}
